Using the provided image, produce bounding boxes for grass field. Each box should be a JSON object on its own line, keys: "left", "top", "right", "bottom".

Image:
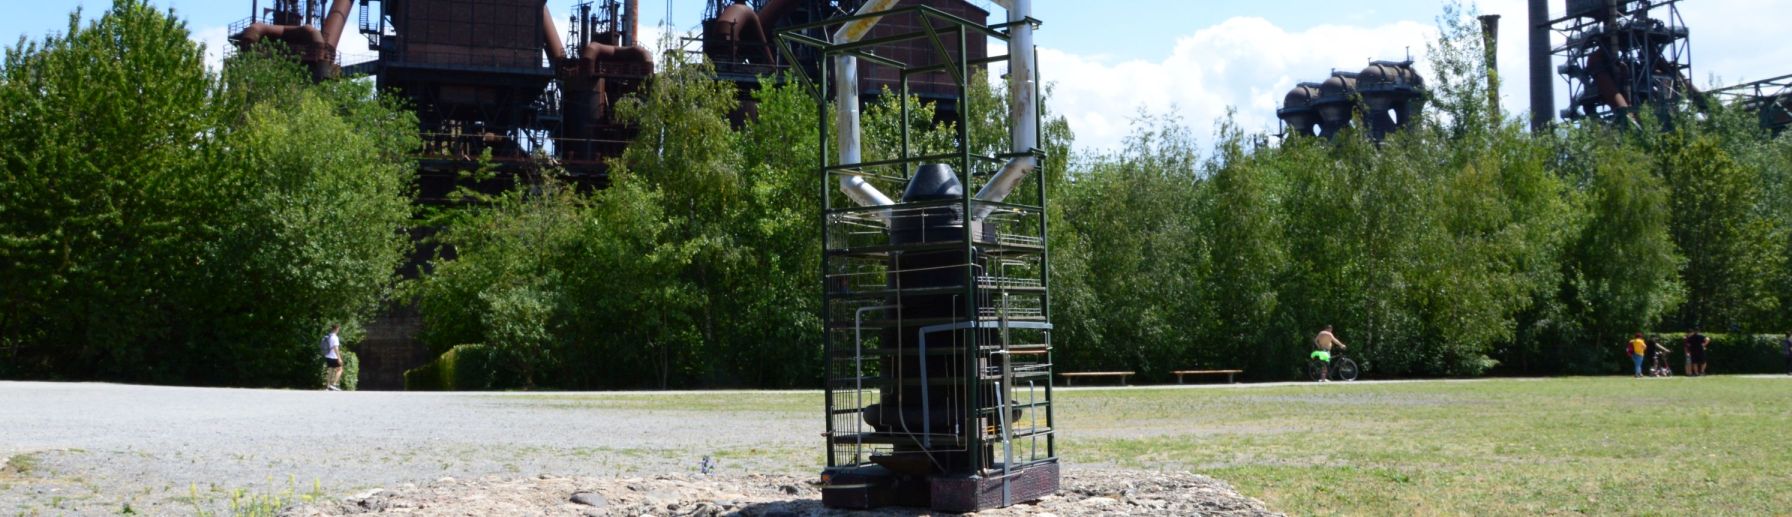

{"left": 1058, "top": 376, "right": 1792, "bottom": 515}
{"left": 519, "top": 376, "right": 1792, "bottom": 515}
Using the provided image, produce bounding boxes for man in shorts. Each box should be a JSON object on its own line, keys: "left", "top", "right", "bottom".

{"left": 322, "top": 324, "right": 343, "bottom": 391}
{"left": 1684, "top": 329, "right": 1709, "bottom": 377}
{"left": 1312, "top": 325, "right": 1347, "bottom": 382}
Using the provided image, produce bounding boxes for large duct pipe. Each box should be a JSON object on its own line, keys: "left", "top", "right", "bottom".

{"left": 715, "top": 0, "right": 776, "bottom": 64}
{"left": 543, "top": 5, "right": 568, "bottom": 63}
{"left": 832, "top": 0, "right": 902, "bottom": 218}
{"left": 970, "top": 0, "right": 1037, "bottom": 221}
{"left": 759, "top": 0, "right": 800, "bottom": 27}
{"left": 319, "top": 0, "right": 353, "bottom": 51}
{"left": 1527, "top": 0, "right": 1554, "bottom": 131}
{"left": 1479, "top": 14, "right": 1501, "bottom": 119}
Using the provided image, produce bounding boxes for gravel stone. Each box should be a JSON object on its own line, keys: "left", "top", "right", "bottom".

{"left": 571, "top": 491, "right": 608, "bottom": 507}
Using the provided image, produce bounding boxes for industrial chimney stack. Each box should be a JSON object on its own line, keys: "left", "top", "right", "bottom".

{"left": 1528, "top": 0, "right": 1554, "bottom": 131}
{"left": 1479, "top": 14, "right": 1501, "bottom": 119}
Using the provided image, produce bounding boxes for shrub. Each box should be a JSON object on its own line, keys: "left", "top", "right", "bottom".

{"left": 403, "top": 344, "right": 513, "bottom": 391}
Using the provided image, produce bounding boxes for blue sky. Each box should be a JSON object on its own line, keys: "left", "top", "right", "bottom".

{"left": 9, "top": 0, "right": 1790, "bottom": 151}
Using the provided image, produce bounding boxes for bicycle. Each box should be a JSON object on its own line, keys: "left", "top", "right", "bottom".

{"left": 1307, "top": 349, "right": 1359, "bottom": 382}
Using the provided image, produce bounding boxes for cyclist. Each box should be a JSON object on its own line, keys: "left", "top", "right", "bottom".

{"left": 1312, "top": 325, "right": 1347, "bottom": 383}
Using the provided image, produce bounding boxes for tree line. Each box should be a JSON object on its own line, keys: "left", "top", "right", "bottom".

{"left": 4, "top": 3, "right": 1787, "bottom": 388}
{"left": 0, "top": 2, "right": 415, "bottom": 386}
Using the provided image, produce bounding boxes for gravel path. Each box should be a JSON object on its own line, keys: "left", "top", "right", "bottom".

{"left": 0, "top": 381, "right": 1281, "bottom": 516}
{"left": 0, "top": 382, "right": 815, "bottom": 515}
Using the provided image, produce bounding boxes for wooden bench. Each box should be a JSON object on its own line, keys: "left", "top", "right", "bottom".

{"left": 1059, "top": 371, "right": 1135, "bottom": 386}
{"left": 1171, "top": 369, "right": 1243, "bottom": 384}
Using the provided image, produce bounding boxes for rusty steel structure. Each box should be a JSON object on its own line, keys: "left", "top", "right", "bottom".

{"left": 233, "top": 0, "right": 654, "bottom": 199}
{"left": 1549, "top": 0, "right": 1695, "bottom": 125}
{"left": 1277, "top": 60, "right": 1426, "bottom": 141}
{"left": 227, "top": 0, "right": 998, "bottom": 389}
{"left": 231, "top": 0, "right": 356, "bottom": 81}
{"left": 233, "top": 0, "right": 986, "bottom": 195}
{"left": 696, "top": 0, "right": 987, "bottom": 123}
{"left": 554, "top": 1, "right": 654, "bottom": 169}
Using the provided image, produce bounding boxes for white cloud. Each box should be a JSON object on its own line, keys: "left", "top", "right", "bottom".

{"left": 1039, "top": 16, "right": 1435, "bottom": 153}
{"left": 1041, "top": 1, "right": 1792, "bottom": 154}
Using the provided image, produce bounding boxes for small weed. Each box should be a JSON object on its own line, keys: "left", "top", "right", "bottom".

{"left": 3, "top": 453, "right": 41, "bottom": 476}
{"left": 187, "top": 475, "right": 327, "bottom": 517}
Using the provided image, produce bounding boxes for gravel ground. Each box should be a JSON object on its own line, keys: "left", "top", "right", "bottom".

{"left": 0, "top": 382, "right": 814, "bottom": 515}
{"left": 0, "top": 381, "right": 1278, "bottom": 516}
{"left": 289, "top": 470, "right": 1276, "bottom": 516}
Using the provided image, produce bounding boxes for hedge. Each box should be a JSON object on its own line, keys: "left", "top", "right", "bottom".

{"left": 404, "top": 344, "right": 515, "bottom": 391}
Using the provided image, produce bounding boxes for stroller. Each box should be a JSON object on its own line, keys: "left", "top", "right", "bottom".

{"left": 1648, "top": 343, "right": 1673, "bottom": 377}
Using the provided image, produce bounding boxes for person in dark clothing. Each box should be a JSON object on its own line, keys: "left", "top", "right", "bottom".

{"left": 1684, "top": 329, "right": 1710, "bottom": 377}
{"left": 1782, "top": 331, "right": 1791, "bottom": 375}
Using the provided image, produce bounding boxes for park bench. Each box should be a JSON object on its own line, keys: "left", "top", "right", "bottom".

{"left": 1059, "top": 371, "right": 1135, "bottom": 386}
{"left": 1171, "top": 369, "right": 1244, "bottom": 384}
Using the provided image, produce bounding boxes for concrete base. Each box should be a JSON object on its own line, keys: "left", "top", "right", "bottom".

{"left": 820, "top": 461, "right": 1059, "bottom": 513}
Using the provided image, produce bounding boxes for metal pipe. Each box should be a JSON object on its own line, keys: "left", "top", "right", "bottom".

{"left": 855, "top": 304, "right": 898, "bottom": 461}
{"left": 1528, "top": 0, "right": 1554, "bottom": 131}
{"left": 319, "top": 0, "right": 353, "bottom": 49}
{"left": 971, "top": 0, "right": 1037, "bottom": 221}
{"left": 543, "top": 6, "right": 568, "bottom": 63}
{"left": 831, "top": 0, "right": 901, "bottom": 221}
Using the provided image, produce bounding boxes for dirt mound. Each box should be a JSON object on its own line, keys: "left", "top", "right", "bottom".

{"left": 285, "top": 468, "right": 1279, "bottom": 516}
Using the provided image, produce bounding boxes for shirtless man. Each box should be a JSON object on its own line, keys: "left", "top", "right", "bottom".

{"left": 1313, "top": 325, "right": 1348, "bottom": 382}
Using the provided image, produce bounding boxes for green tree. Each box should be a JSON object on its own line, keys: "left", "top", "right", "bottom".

{"left": 1053, "top": 112, "right": 1207, "bottom": 378}
{"left": 1195, "top": 116, "right": 1290, "bottom": 378}
{"left": 0, "top": 1, "right": 415, "bottom": 386}
{"left": 1650, "top": 130, "right": 1780, "bottom": 331}
{"left": 1561, "top": 137, "right": 1684, "bottom": 367}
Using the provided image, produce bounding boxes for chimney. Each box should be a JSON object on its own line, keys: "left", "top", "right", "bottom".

{"left": 1479, "top": 14, "right": 1501, "bottom": 120}
{"left": 1528, "top": 0, "right": 1554, "bottom": 131}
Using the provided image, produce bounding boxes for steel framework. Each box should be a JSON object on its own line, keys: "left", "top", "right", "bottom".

{"left": 1552, "top": 0, "right": 1694, "bottom": 124}
{"left": 777, "top": 5, "right": 1057, "bottom": 512}
{"left": 1709, "top": 73, "right": 1792, "bottom": 135}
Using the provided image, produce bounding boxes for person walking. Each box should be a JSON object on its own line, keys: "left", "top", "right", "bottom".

{"left": 1627, "top": 333, "right": 1646, "bottom": 378}
{"left": 322, "top": 324, "right": 344, "bottom": 391}
{"left": 1684, "top": 329, "right": 1710, "bottom": 377}
{"left": 1312, "top": 325, "right": 1347, "bottom": 383}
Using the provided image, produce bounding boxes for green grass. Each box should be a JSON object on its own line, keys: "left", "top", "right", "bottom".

{"left": 1056, "top": 377, "right": 1792, "bottom": 515}
{"left": 482, "top": 377, "right": 1792, "bottom": 514}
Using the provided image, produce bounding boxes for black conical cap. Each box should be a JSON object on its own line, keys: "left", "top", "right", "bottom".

{"left": 901, "top": 163, "right": 962, "bottom": 202}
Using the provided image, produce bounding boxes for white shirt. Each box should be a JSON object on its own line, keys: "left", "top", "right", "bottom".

{"left": 322, "top": 332, "right": 341, "bottom": 360}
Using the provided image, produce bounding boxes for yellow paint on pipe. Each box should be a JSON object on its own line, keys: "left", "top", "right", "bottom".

{"left": 833, "top": 0, "right": 902, "bottom": 43}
